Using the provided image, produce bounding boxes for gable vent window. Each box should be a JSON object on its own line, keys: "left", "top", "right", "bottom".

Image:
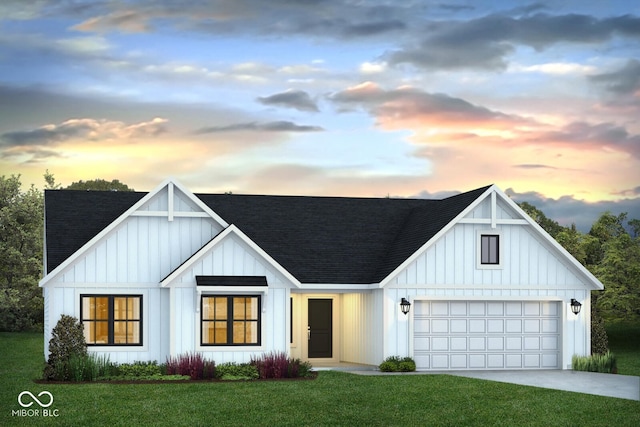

{"left": 477, "top": 231, "right": 502, "bottom": 269}
{"left": 481, "top": 234, "right": 500, "bottom": 264}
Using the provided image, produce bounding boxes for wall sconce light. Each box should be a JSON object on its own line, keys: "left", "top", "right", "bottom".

{"left": 570, "top": 298, "right": 582, "bottom": 315}
{"left": 400, "top": 297, "right": 411, "bottom": 315}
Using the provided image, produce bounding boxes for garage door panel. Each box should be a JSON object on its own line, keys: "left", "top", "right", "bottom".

{"left": 524, "top": 319, "right": 540, "bottom": 333}
{"left": 487, "top": 354, "right": 504, "bottom": 368}
{"left": 415, "top": 336, "right": 430, "bottom": 350}
{"left": 506, "top": 319, "right": 522, "bottom": 333}
{"left": 451, "top": 319, "right": 467, "bottom": 333}
{"left": 506, "top": 337, "right": 522, "bottom": 350}
{"left": 451, "top": 302, "right": 467, "bottom": 316}
{"left": 506, "top": 302, "right": 522, "bottom": 316}
{"left": 451, "top": 337, "right": 467, "bottom": 351}
{"left": 524, "top": 354, "right": 540, "bottom": 368}
{"left": 451, "top": 354, "right": 467, "bottom": 369}
{"left": 542, "top": 336, "right": 559, "bottom": 350}
{"left": 487, "top": 337, "right": 504, "bottom": 350}
{"left": 432, "top": 319, "right": 448, "bottom": 333}
{"left": 542, "top": 319, "right": 558, "bottom": 333}
{"left": 469, "top": 354, "right": 486, "bottom": 368}
{"left": 487, "top": 319, "right": 504, "bottom": 333}
{"left": 470, "top": 320, "right": 486, "bottom": 333}
{"left": 414, "top": 301, "right": 561, "bottom": 371}
{"left": 542, "top": 354, "right": 558, "bottom": 368}
{"left": 432, "top": 337, "right": 448, "bottom": 350}
{"left": 506, "top": 354, "right": 523, "bottom": 368}
{"left": 469, "top": 337, "right": 485, "bottom": 350}
{"left": 524, "top": 336, "right": 540, "bottom": 350}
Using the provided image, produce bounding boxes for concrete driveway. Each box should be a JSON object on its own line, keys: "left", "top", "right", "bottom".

{"left": 347, "top": 368, "right": 640, "bottom": 401}
{"left": 447, "top": 370, "right": 640, "bottom": 401}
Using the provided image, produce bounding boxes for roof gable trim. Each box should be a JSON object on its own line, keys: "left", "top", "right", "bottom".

{"left": 378, "top": 185, "right": 494, "bottom": 287}
{"left": 161, "top": 224, "right": 301, "bottom": 288}
{"left": 39, "top": 178, "right": 227, "bottom": 287}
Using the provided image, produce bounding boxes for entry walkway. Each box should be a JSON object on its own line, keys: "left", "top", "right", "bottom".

{"left": 346, "top": 369, "right": 640, "bottom": 401}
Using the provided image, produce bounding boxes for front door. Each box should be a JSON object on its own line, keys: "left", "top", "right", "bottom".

{"left": 308, "top": 299, "right": 332, "bottom": 358}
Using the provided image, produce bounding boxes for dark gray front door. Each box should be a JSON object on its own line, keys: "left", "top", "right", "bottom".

{"left": 308, "top": 299, "right": 332, "bottom": 358}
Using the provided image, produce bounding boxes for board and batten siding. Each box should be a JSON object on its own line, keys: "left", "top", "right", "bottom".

{"left": 382, "top": 193, "right": 594, "bottom": 369}
{"left": 44, "top": 285, "right": 170, "bottom": 364}
{"left": 172, "top": 233, "right": 288, "bottom": 286}
{"left": 340, "top": 290, "right": 384, "bottom": 365}
{"left": 170, "top": 287, "right": 290, "bottom": 363}
{"left": 52, "top": 215, "right": 222, "bottom": 285}
{"left": 167, "top": 232, "right": 295, "bottom": 361}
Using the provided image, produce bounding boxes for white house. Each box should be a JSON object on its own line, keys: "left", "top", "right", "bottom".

{"left": 40, "top": 179, "right": 603, "bottom": 370}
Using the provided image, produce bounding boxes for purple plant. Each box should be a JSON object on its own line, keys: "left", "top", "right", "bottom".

{"left": 251, "top": 351, "right": 299, "bottom": 379}
{"left": 165, "top": 352, "right": 215, "bottom": 380}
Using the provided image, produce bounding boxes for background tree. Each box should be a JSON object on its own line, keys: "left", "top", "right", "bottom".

{"left": 518, "top": 201, "right": 564, "bottom": 238}
{"left": 65, "top": 178, "right": 134, "bottom": 191}
{"left": 590, "top": 213, "right": 640, "bottom": 321}
{"left": 0, "top": 175, "right": 44, "bottom": 331}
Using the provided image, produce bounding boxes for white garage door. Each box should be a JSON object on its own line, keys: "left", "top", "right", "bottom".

{"left": 413, "top": 301, "right": 561, "bottom": 370}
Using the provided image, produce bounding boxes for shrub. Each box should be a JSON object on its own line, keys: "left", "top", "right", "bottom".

{"left": 68, "top": 353, "right": 112, "bottom": 381}
{"left": 118, "top": 361, "right": 162, "bottom": 377}
{"left": 216, "top": 362, "right": 259, "bottom": 380}
{"left": 165, "top": 352, "right": 215, "bottom": 380}
{"left": 591, "top": 307, "right": 609, "bottom": 355}
{"left": 572, "top": 351, "right": 617, "bottom": 373}
{"left": 378, "top": 361, "right": 397, "bottom": 372}
{"left": 250, "top": 352, "right": 315, "bottom": 379}
{"left": 43, "top": 315, "right": 87, "bottom": 380}
{"left": 399, "top": 359, "right": 416, "bottom": 372}
{"left": 378, "top": 356, "right": 416, "bottom": 372}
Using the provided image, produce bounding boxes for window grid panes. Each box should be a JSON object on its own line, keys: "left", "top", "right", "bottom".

{"left": 201, "top": 296, "right": 260, "bottom": 346}
{"left": 481, "top": 234, "right": 500, "bottom": 264}
{"left": 81, "top": 295, "right": 142, "bottom": 346}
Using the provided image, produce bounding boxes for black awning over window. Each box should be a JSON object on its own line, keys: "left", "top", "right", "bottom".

{"left": 196, "top": 276, "right": 268, "bottom": 287}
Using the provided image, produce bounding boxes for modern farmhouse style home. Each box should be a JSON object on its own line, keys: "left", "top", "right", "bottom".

{"left": 40, "top": 179, "right": 603, "bottom": 370}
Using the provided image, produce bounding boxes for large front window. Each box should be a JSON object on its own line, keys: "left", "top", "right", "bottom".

{"left": 81, "top": 295, "right": 142, "bottom": 345}
{"left": 201, "top": 296, "right": 260, "bottom": 346}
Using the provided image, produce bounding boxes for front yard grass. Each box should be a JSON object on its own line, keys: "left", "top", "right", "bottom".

{"left": 1, "top": 329, "right": 639, "bottom": 426}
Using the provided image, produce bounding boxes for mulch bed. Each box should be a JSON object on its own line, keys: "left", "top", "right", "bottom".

{"left": 34, "top": 371, "right": 318, "bottom": 384}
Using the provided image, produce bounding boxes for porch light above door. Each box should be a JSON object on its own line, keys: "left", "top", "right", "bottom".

{"left": 400, "top": 298, "right": 411, "bottom": 315}
{"left": 570, "top": 298, "right": 582, "bottom": 315}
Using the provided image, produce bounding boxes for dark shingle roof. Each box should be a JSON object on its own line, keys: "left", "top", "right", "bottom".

{"left": 44, "top": 185, "right": 491, "bottom": 283}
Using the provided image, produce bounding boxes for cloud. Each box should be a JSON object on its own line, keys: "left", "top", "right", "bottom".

{"left": 386, "top": 13, "right": 640, "bottom": 70}
{"left": 329, "top": 82, "right": 531, "bottom": 129}
{"left": 0, "top": 117, "right": 168, "bottom": 147}
{"left": 589, "top": 59, "right": 640, "bottom": 94}
{"left": 72, "top": 9, "right": 152, "bottom": 33}
{"left": 513, "top": 164, "right": 557, "bottom": 170}
{"left": 504, "top": 188, "right": 640, "bottom": 232}
{"left": 194, "top": 121, "right": 324, "bottom": 134}
{"left": 257, "top": 90, "right": 319, "bottom": 112}
{"left": 530, "top": 121, "right": 640, "bottom": 159}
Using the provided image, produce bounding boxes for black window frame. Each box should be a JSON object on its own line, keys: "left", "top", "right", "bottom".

{"left": 80, "top": 294, "right": 143, "bottom": 346}
{"left": 200, "top": 295, "right": 261, "bottom": 347}
{"left": 480, "top": 234, "right": 500, "bottom": 265}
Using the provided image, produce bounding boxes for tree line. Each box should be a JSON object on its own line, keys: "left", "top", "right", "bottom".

{"left": 0, "top": 174, "right": 637, "bottom": 331}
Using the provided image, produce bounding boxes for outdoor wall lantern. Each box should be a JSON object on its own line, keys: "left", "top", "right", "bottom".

{"left": 400, "top": 298, "right": 411, "bottom": 315}
{"left": 570, "top": 298, "right": 582, "bottom": 315}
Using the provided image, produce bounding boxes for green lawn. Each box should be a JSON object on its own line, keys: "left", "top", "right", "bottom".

{"left": 606, "top": 322, "right": 640, "bottom": 376}
{"left": 1, "top": 329, "right": 639, "bottom": 427}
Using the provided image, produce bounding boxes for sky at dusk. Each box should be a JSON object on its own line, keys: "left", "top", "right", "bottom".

{"left": 1, "top": 0, "right": 639, "bottom": 231}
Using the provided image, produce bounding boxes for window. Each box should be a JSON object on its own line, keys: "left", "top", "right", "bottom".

{"left": 201, "top": 296, "right": 261, "bottom": 346}
{"left": 481, "top": 234, "right": 500, "bottom": 265}
{"left": 81, "top": 295, "right": 142, "bottom": 346}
